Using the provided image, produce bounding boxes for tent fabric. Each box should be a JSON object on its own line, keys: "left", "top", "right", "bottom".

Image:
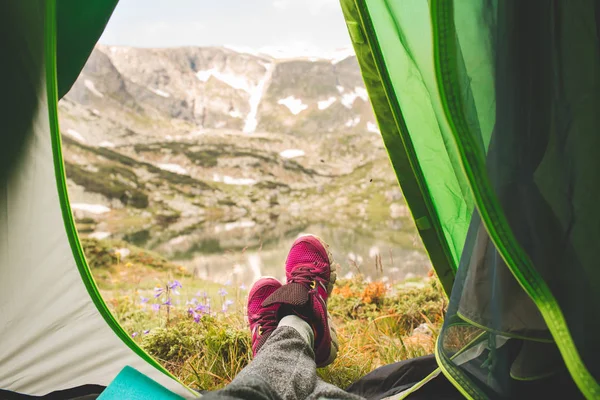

{"left": 339, "top": 0, "right": 472, "bottom": 296}
{"left": 343, "top": 0, "right": 600, "bottom": 398}
{"left": 345, "top": 355, "right": 463, "bottom": 400}
{"left": 56, "top": 0, "right": 119, "bottom": 99}
{"left": 432, "top": 1, "right": 600, "bottom": 398}
{"left": 0, "top": 2, "right": 192, "bottom": 397}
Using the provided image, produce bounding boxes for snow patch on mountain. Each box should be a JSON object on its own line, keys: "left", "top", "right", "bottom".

{"left": 99, "top": 141, "right": 115, "bottom": 148}
{"left": 213, "top": 174, "right": 257, "bottom": 186}
{"left": 341, "top": 87, "right": 369, "bottom": 108}
{"left": 66, "top": 129, "right": 86, "bottom": 142}
{"left": 345, "top": 117, "right": 361, "bottom": 127}
{"left": 89, "top": 231, "right": 111, "bottom": 240}
{"left": 367, "top": 122, "right": 380, "bottom": 134}
{"left": 233, "top": 45, "right": 355, "bottom": 63}
{"left": 278, "top": 96, "right": 308, "bottom": 115}
{"left": 84, "top": 79, "right": 104, "bottom": 98}
{"left": 71, "top": 203, "right": 111, "bottom": 214}
{"left": 149, "top": 87, "right": 171, "bottom": 98}
{"left": 279, "top": 149, "right": 305, "bottom": 159}
{"left": 158, "top": 163, "right": 188, "bottom": 175}
{"left": 318, "top": 97, "right": 337, "bottom": 110}
{"left": 244, "top": 63, "right": 275, "bottom": 133}
{"left": 229, "top": 110, "right": 243, "bottom": 118}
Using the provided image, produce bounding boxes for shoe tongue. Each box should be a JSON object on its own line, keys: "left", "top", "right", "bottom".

{"left": 262, "top": 282, "right": 309, "bottom": 307}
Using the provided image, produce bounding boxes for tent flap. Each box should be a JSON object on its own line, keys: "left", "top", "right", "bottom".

{"left": 341, "top": 0, "right": 474, "bottom": 296}
{"left": 344, "top": 0, "right": 600, "bottom": 397}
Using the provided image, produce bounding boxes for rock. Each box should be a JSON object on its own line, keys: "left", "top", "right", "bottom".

{"left": 412, "top": 323, "right": 433, "bottom": 337}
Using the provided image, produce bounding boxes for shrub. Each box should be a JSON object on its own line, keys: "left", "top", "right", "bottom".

{"left": 81, "top": 238, "right": 115, "bottom": 269}
{"left": 142, "top": 315, "right": 252, "bottom": 390}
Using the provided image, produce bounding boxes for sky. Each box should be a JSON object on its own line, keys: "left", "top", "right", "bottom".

{"left": 100, "top": 0, "right": 352, "bottom": 56}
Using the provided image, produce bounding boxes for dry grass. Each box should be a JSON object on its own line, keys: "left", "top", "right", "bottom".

{"left": 107, "top": 275, "right": 446, "bottom": 391}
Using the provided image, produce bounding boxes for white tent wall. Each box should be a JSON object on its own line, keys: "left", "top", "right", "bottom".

{"left": 0, "top": 2, "right": 193, "bottom": 398}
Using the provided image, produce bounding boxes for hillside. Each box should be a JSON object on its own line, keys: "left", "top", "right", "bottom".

{"left": 59, "top": 45, "right": 430, "bottom": 285}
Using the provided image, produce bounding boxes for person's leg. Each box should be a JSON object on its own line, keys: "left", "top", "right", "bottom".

{"left": 203, "top": 235, "right": 364, "bottom": 400}
{"left": 203, "top": 315, "right": 362, "bottom": 400}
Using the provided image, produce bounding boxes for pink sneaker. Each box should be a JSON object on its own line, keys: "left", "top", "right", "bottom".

{"left": 247, "top": 277, "right": 282, "bottom": 357}
{"left": 263, "top": 234, "right": 339, "bottom": 367}
{"left": 285, "top": 235, "right": 337, "bottom": 300}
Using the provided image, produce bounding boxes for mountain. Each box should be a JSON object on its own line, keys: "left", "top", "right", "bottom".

{"left": 61, "top": 45, "right": 378, "bottom": 144}
{"left": 58, "top": 45, "right": 426, "bottom": 280}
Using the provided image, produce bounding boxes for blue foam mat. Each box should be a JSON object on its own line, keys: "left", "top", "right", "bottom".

{"left": 98, "top": 366, "right": 186, "bottom": 400}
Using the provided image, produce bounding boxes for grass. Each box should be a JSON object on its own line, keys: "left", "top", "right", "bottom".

{"left": 88, "top": 238, "right": 446, "bottom": 392}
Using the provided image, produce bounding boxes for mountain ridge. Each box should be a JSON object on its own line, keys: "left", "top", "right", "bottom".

{"left": 61, "top": 44, "right": 377, "bottom": 146}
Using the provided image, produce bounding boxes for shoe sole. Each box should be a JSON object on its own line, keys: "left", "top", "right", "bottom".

{"left": 295, "top": 234, "right": 339, "bottom": 367}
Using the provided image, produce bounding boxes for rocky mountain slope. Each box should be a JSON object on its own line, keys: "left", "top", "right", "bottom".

{"left": 61, "top": 45, "right": 378, "bottom": 143}
{"left": 59, "top": 45, "right": 428, "bottom": 281}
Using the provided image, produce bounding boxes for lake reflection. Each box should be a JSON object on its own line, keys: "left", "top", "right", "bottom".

{"left": 174, "top": 224, "right": 431, "bottom": 287}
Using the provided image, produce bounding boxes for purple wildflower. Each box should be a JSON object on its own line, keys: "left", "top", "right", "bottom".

{"left": 140, "top": 297, "right": 149, "bottom": 304}
{"left": 193, "top": 311, "right": 201, "bottom": 323}
{"left": 196, "top": 290, "right": 208, "bottom": 298}
{"left": 151, "top": 304, "right": 160, "bottom": 312}
{"left": 154, "top": 287, "right": 165, "bottom": 298}
{"left": 131, "top": 332, "right": 138, "bottom": 338}
{"left": 169, "top": 280, "right": 183, "bottom": 290}
{"left": 239, "top": 283, "right": 247, "bottom": 291}
{"left": 163, "top": 298, "right": 172, "bottom": 306}
{"left": 195, "top": 304, "right": 209, "bottom": 314}
{"left": 143, "top": 329, "right": 150, "bottom": 335}
{"left": 224, "top": 299, "right": 234, "bottom": 307}
{"left": 218, "top": 288, "right": 228, "bottom": 296}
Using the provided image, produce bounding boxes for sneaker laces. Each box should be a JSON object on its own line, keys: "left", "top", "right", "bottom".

{"left": 249, "top": 309, "right": 278, "bottom": 334}
{"left": 288, "top": 263, "right": 323, "bottom": 289}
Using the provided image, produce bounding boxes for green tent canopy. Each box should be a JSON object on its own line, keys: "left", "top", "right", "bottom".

{"left": 1, "top": 0, "right": 599, "bottom": 399}
{"left": 342, "top": 0, "right": 600, "bottom": 398}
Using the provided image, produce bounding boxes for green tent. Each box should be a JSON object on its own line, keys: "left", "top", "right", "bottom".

{"left": 1, "top": 0, "right": 599, "bottom": 399}
{"left": 341, "top": 0, "right": 600, "bottom": 398}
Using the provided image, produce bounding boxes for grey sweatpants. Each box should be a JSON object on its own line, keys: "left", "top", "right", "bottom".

{"left": 201, "top": 316, "right": 364, "bottom": 400}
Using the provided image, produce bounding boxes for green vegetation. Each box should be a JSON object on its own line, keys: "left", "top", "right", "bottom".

{"left": 66, "top": 161, "right": 149, "bottom": 208}
{"left": 89, "top": 238, "right": 445, "bottom": 392}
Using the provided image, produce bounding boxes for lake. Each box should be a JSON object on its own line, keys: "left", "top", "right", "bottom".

{"left": 170, "top": 223, "right": 431, "bottom": 288}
